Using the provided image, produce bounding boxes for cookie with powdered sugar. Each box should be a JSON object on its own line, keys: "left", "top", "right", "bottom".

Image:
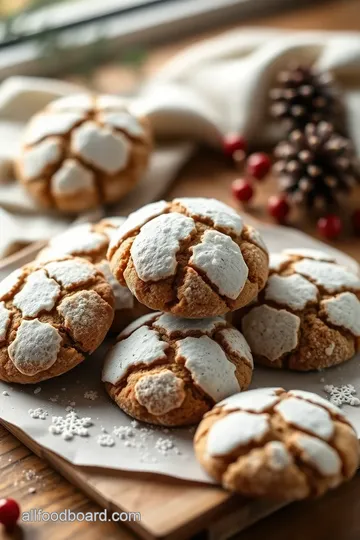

{"left": 102, "top": 312, "right": 253, "bottom": 426}
{"left": 37, "top": 217, "right": 150, "bottom": 332}
{"left": 0, "top": 256, "right": 114, "bottom": 383}
{"left": 107, "top": 197, "right": 269, "bottom": 318}
{"left": 238, "top": 248, "right": 360, "bottom": 370}
{"left": 194, "top": 387, "right": 359, "bottom": 499}
{"left": 15, "top": 94, "right": 152, "bottom": 213}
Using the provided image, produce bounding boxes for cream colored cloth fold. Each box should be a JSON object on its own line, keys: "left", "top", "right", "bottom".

{"left": 1, "top": 28, "right": 360, "bottom": 257}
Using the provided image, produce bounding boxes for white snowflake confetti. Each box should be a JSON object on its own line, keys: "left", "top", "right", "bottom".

{"left": 28, "top": 407, "right": 48, "bottom": 420}
{"left": 113, "top": 426, "right": 134, "bottom": 439}
{"left": 84, "top": 390, "right": 98, "bottom": 401}
{"left": 97, "top": 434, "right": 115, "bottom": 447}
{"left": 2, "top": 391, "right": 9, "bottom": 396}
{"left": 48, "top": 411, "right": 93, "bottom": 440}
{"left": 324, "top": 384, "right": 360, "bottom": 407}
{"left": 34, "top": 387, "right": 41, "bottom": 394}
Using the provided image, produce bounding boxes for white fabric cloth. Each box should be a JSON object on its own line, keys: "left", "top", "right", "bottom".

{"left": 1, "top": 28, "right": 360, "bottom": 257}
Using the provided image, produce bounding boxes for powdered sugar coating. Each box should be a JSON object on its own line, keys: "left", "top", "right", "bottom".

{"left": 267, "top": 441, "right": 292, "bottom": 471}
{"left": 153, "top": 313, "right": 226, "bottom": 337}
{"left": 322, "top": 292, "right": 360, "bottom": 336}
{"left": 289, "top": 390, "right": 343, "bottom": 416}
{"left": 294, "top": 434, "right": 341, "bottom": 476}
{"left": 246, "top": 225, "right": 268, "bottom": 253}
{"left": 275, "top": 398, "right": 334, "bottom": 440}
{"left": 102, "top": 326, "right": 169, "bottom": 385}
{"left": 0, "top": 302, "right": 11, "bottom": 341}
{"left": 131, "top": 213, "right": 195, "bottom": 282}
{"left": 96, "top": 260, "right": 134, "bottom": 310}
{"left": 242, "top": 305, "right": 300, "bottom": 362}
{"left": 100, "top": 112, "right": 144, "bottom": 137}
{"left": 269, "top": 253, "right": 292, "bottom": 271}
{"left": 8, "top": 319, "right": 62, "bottom": 375}
{"left": 119, "top": 312, "right": 160, "bottom": 339}
{"left": 22, "top": 138, "right": 61, "bottom": 180}
{"left": 218, "top": 388, "right": 283, "bottom": 412}
{"left": 50, "top": 94, "right": 93, "bottom": 112}
{"left": 265, "top": 274, "right": 318, "bottom": 310}
{"left": 190, "top": 230, "right": 248, "bottom": 300}
{"left": 13, "top": 270, "right": 60, "bottom": 317}
{"left": 207, "top": 411, "right": 270, "bottom": 456}
{"left": 294, "top": 259, "right": 360, "bottom": 293}
{"left": 175, "top": 197, "right": 243, "bottom": 235}
{"left": 45, "top": 259, "right": 96, "bottom": 289}
{"left": 109, "top": 200, "right": 168, "bottom": 251}
{"left": 96, "top": 94, "right": 128, "bottom": 111}
{"left": 134, "top": 370, "right": 185, "bottom": 415}
{"left": 52, "top": 159, "right": 95, "bottom": 195}
{"left": 0, "top": 269, "right": 23, "bottom": 300}
{"left": 218, "top": 328, "right": 253, "bottom": 367}
{"left": 25, "top": 112, "right": 83, "bottom": 145}
{"left": 49, "top": 224, "right": 107, "bottom": 256}
{"left": 72, "top": 121, "right": 129, "bottom": 174}
{"left": 176, "top": 336, "right": 240, "bottom": 401}
{"left": 283, "top": 248, "right": 335, "bottom": 262}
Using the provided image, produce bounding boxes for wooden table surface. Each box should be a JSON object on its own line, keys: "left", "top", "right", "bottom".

{"left": 1, "top": 0, "right": 360, "bottom": 539}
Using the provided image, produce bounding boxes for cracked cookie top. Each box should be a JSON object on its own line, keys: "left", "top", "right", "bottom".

{"left": 102, "top": 312, "right": 253, "bottom": 427}
{"left": 107, "top": 198, "right": 269, "bottom": 318}
{"left": 0, "top": 256, "right": 114, "bottom": 383}
{"left": 239, "top": 249, "right": 360, "bottom": 371}
{"left": 194, "top": 387, "right": 359, "bottom": 499}
{"left": 15, "top": 94, "right": 152, "bottom": 214}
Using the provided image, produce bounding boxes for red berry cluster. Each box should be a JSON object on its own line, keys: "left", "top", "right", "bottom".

{"left": 224, "top": 133, "right": 360, "bottom": 239}
{"left": 0, "top": 498, "right": 20, "bottom": 531}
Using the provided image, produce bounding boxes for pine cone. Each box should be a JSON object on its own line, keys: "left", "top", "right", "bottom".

{"left": 270, "top": 65, "right": 344, "bottom": 131}
{"left": 274, "top": 122, "right": 360, "bottom": 208}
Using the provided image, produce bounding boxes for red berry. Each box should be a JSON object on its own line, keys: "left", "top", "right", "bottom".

{"left": 317, "top": 214, "right": 343, "bottom": 240}
{"left": 352, "top": 209, "right": 360, "bottom": 236}
{"left": 246, "top": 152, "right": 271, "bottom": 180}
{"left": 232, "top": 178, "right": 254, "bottom": 202}
{"left": 268, "top": 195, "right": 290, "bottom": 222}
{"left": 0, "top": 498, "right": 20, "bottom": 530}
{"left": 223, "top": 133, "right": 247, "bottom": 157}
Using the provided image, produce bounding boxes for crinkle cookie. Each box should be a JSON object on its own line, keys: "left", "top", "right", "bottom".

{"left": 102, "top": 312, "right": 253, "bottom": 426}
{"left": 194, "top": 387, "right": 359, "bottom": 500}
{"left": 15, "top": 94, "right": 152, "bottom": 213}
{"left": 0, "top": 256, "right": 114, "bottom": 383}
{"left": 37, "top": 217, "right": 149, "bottom": 332}
{"left": 107, "top": 198, "right": 269, "bottom": 318}
{"left": 237, "top": 248, "right": 360, "bottom": 370}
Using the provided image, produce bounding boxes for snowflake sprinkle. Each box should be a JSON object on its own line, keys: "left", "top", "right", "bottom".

{"left": 324, "top": 384, "right": 360, "bottom": 407}
{"left": 48, "top": 411, "right": 93, "bottom": 440}
{"left": 97, "top": 434, "right": 115, "bottom": 447}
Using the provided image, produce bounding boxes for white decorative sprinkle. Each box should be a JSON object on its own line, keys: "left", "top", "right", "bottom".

{"left": 2, "top": 391, "right": 9, "bottom": 396}
{"left": 52, "top": 159, "right": 95, "bottom": 195}
{"left": 218, "top": 388, "right": 282, "bottom": 412}
{"left": 246, "top": 225, "right": 268, "bottom": 252}
{"left": 324, "top": 384, "right": 360, "bottom": 407}
{"left": 96, "top": 260, "right": 134, "bottom": 310}
{"left": 109, "top": 200, "right": 168, "bottom": 250}
{"left": 34, "top": 387, "right": 41, "bottom": 395}
{"left": 207, "top": 411, "right": 270, "bottom": 456}
{"left": 72, "top": 121, "right": 129, "bottom": 174}
{"left": 135, "top": 370, "right": 185, "bottom": 415}
{"left": 0, "top": 301, "right": 11, "bottom": 341}
{"left": 269, "top": 253, "right": 292, "bottom": 271}
{"left": 113, "top": 426, "right": 134, "bottom": 439}
{"left": 22, "top": 138, "right": 61, "bottom": 180}
{"left": 190, "top": 230, "right": 248, "bottom": 300}
{"left": 294, "top": 434, "right": 341, "bottom": 476}
{"left": 322, "top": 292, "right": 360, "bottom": 336}
{"left": 275, "top": 397, "right": 334, "bottom": 440}
{"left": 294, "top": 259, "right": 360, "bottom": 293}
{"left": 131, "top": 213, "right": 195, "bottom": 282}
{"left": 176, "top": 336, "right": 240, "bottom": 401}
{"left": 175, "top": 197, "right": 243, "bottom": 235}
{"left": 45, "top": 259, "right": 96, "bottom": 289}
{"left": 84, "top": 390, "right": 98, "bottom": 401}
{"left": 13, "top": 270, "right": 60, "bottom": 318}
{"left": 28, "top": 487, "right": 37, "bottom": 494}
{"left": 155, "top": 437, "right": 176, "bottom": 454}
{"left": 153, "top": 313, "right": 226, "bottom": 337}
{"left": 102, "top": 326, "right": 169, "bottom": 385}
{"left": 25, "top": 112, "right": 83, "bottom": 145}
{"left": 97, "top": 434, "right": 115, "bottom": 447}
{"left": 242, "top": 305, "right": 300, "bottom": 362}
{"left": 283, "top": 248, "right": 335, "bottom": 262}
{"left": 265, "top": 274, "right": 318, "bottom": 310}
{"left": 49, "top": 411, "right": 93, "bottom": 440}
{"left": 28, "top": 407, "right": 48, "bottom": 420}
{"left": 0, "top": 269, "right": 23, "bottom": 300}
{"left": 9, "top": 319, "right": 61, "bottom": 375}
{"left": 217, "top": 328, "right": 253, "bottom": 367}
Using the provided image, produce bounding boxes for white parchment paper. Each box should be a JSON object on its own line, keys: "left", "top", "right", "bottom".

{"left": 0, "top": 222, "right": 359, "bottom": 484}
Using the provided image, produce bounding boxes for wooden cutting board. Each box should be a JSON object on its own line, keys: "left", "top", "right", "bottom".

{"left": 1, "top": 419, "right": 285, "bottom": 540}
